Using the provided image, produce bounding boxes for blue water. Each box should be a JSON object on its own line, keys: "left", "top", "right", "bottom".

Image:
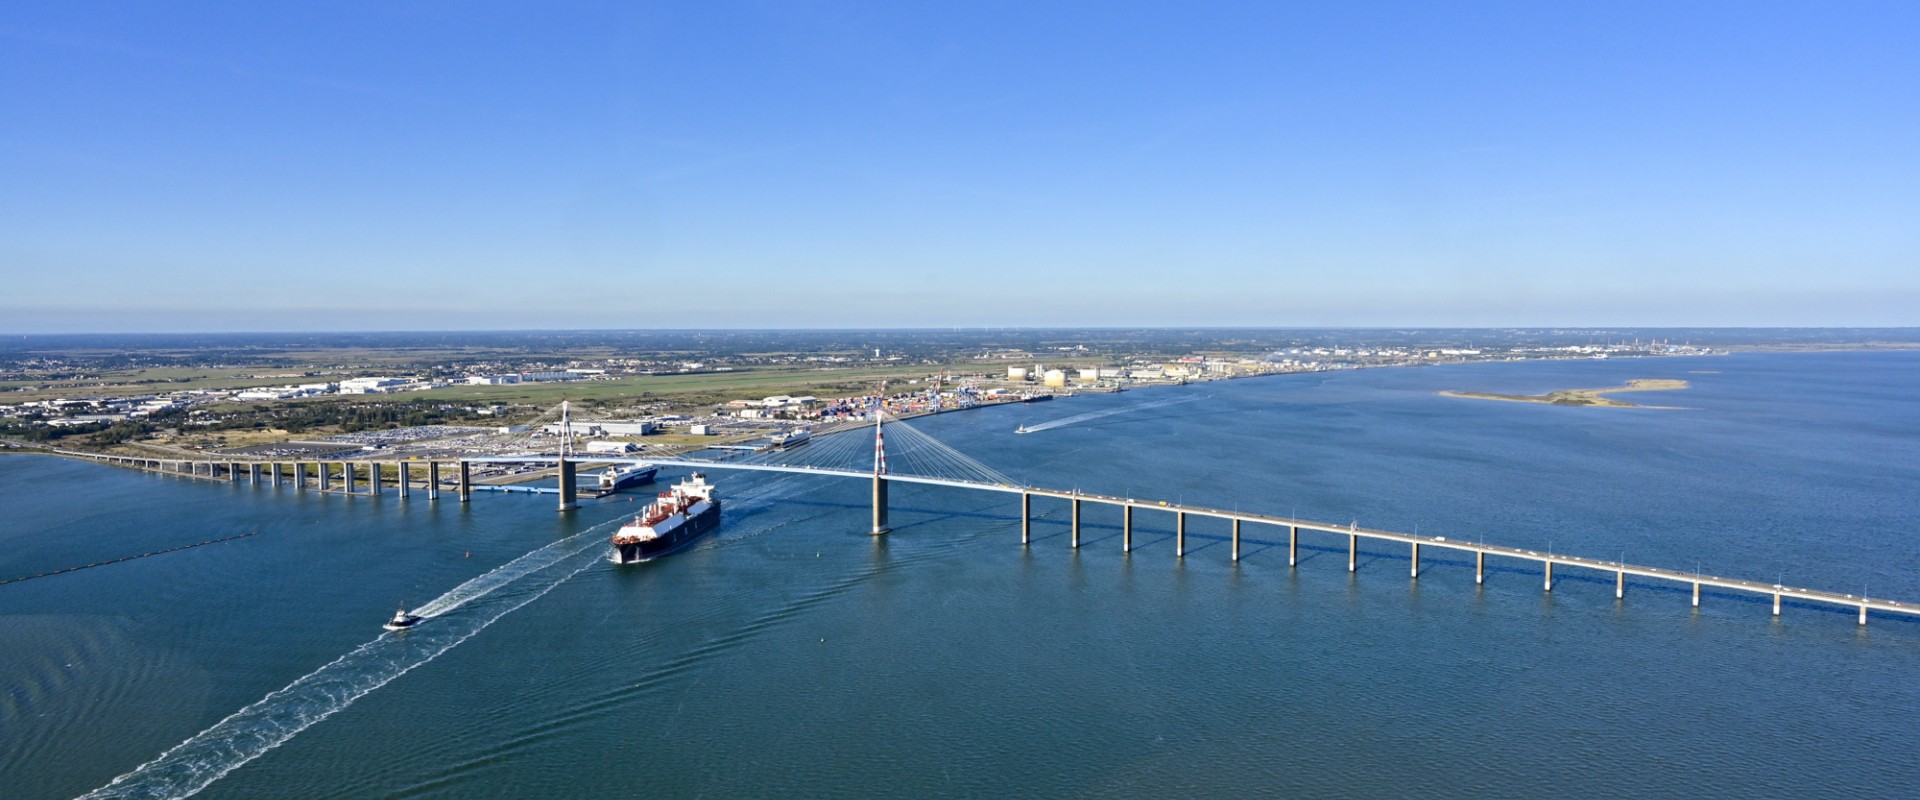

{"left": 4, "top": 351, "right": 1918, "bottom": 798}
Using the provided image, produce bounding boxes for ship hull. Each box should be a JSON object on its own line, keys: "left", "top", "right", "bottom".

{"left": 610, "top": 501, "right": 722, "bottom": 564}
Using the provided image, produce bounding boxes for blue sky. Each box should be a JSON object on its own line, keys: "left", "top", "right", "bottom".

{"left": 3, "top": 1, "right": 1915, "bottom": 332}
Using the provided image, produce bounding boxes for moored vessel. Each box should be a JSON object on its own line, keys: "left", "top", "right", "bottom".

{"left": 610, "top": 473, "right": 721, "bottom": 564}
{"left": 770, "top": 427, "right": 811, "bottom": 449}
{"left": 598, "top": 463, "right": 659, "bottom": 491}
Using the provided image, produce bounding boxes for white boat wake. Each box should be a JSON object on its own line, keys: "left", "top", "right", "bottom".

{"left": 76, "top": 527, "right": 614, "bottom": 800}
{"left": 1018, "top": 394, "right": 1206, "bottom": 434}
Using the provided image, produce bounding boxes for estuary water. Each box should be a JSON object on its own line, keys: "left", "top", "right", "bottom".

{"left": 4, "top": 351, "right": 1919, "bottom": 798}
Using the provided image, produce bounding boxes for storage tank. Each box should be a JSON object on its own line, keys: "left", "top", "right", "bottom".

{"left": 1043, "top": 369, "right": 1068, "bottom": 387}
{"left": 1077, "top": 368, "right": 1100, "bottom": 382}
{"left": 1007, "top": 367, "right": 1030, "bottom": 381}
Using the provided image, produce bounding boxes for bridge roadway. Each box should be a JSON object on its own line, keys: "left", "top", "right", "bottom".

{"left": 46, "top": 448, "right": 1920, "bottom": 625}
{"left": 473, "top": 456, "right": 1917, "bottom": 624}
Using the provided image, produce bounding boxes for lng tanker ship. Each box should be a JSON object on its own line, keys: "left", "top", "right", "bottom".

{"left": 610, "top": 473, "right": 720, "bottom": 564}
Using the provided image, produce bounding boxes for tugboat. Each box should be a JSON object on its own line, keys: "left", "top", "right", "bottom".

{"left": 1016, "top": 425, "right": 1030, "bottom": 434}
{"left": 610, "top": 473, "right": 721, "bottom": 564}
{"left": 383, "top": 606, "right": 423, "bottom": 631}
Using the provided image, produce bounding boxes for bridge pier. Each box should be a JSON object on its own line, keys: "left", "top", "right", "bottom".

{"left": 1231, "top": 519, "right": 1241, "bottom": 562}
{"left": 1020, "top": 492, "right": 1030, "bottom": 545}
{"left": 1859, "top": 604, "right": 1868, "bottom": 626}
{"left": 229, "top": 462, "right": 241, "bottom": 483}
{"left": 558, "top": 459, "right": 578, "bottom": 512}
{"left": 1122, "top": 505, "right": 1132, "bottom": 553}
{"left": 248, "top": 463, "right": 260, "bottom": 484}
{"left": 397, "top": 462, "right": 410, "bottom": 498}
{"left": 370, "top": 462, "right": 383, "bottom": 496}
{"left": 1773, "top": 592, "right": 1781, "bottom": 616}
{"left": 1410, "top": 542, "right": 1420, "bottom": 578}
{"left": 1475, "top": 551, "right": 1485, "bottom": 585}
{"left": 1616, "top": 570, "right": 1625, "bottom": 600}
{"left": 1288, "top": 525, "right": 1297, "bottom": 567}
{"left": 1347, "top": 533, "right": 1356, "bottom": 573}
{"left": 1071, "top": 496, "right": 1081, "bottom": 549}
{"left": 870, "top": 473, "right": 887, "bottom": 534}
{"left": 343, "top": 462, "right": 357, "bottom": 495}
{"left": 1543, "top": 561, "right": 1554, "bottom": 592}
{"left": 1176, "top": 512, "right": 1186, "bottom": 558}
{"left": 319, "top": 463, "right": 332, "bottom": 492}
{"left": 269, "top": 462, "right": 280, "bottom": 487}
{"left": 458, "top": 461, "right": 471, "bottom": 503}
{"left": 428, "top": 462, "right": 440, "bottom": 500}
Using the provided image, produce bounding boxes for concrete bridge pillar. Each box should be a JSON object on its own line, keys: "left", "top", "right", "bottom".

{"left": 1615, "top": 570, "right": 1625, "bottom": 600}
{"left": 1773, "top": 592, "right": 1781, "bottom": 616}
{"left": 1289, "top": 525, "right": 1298, "bottom": 568}
{"left": 396, "top": 462, "right": 410, "bottom": 498}
{"left": 1543, "top": 561, "right": 1554, "bottom": 592}
{"left": 1122, "top": 505, "right": 1133, "bottom": 553}
{"left": 1475, "top": 551, "right": 1485, "bottom": 585}
{"left": 1070, "top": 496, "right": 1081, "bottom": 549}
{"left": 1020, "top": 492, "right": 1030, "bottom": 545}
{"left": 1691, "top": 582, "right": 1700, "bottom": 608}
{"left": 269, "top": 462, "right": 280, "bottom": 486}
{"left": 229, "top": 462, "right": 241, "bottom": 482}
{"left": 1410, "top": 542, "right": 1420, "bottom": 578}
{"left": 558, "top": 459, "right": 578, "bottom": 512}
{"left": 248, "top": 463, "right": 260, "bottom": 484}
{"left": 343, "top": 462, "right": 356, "bottom": 494}
{"left": 1859, "top": 604, "right": 1868, "bottom": 626}
{"left": 1347, "top": 533, "right": 1357, "bottom": 573}
{"left": 1231, "top": 519, "right": 1242, "bottom": 562}
{"left": 1176, "top": 512, "right": 1187, "bottom": 558}
{"left": 319, "top": 463, "right": 332, "bottom": 492}
{"left": 458, "top": 461, "right": 471, "bottom": 503}
{"left": 428, "top": 462, "right": 440, "bottom": 500}
{"left": 369, "top": 462, "right": 383, "bottom": 496}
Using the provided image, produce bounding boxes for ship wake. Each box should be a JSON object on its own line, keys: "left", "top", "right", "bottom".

{"left": 75, "top": 525, "right": 618, "bottom": 800}
{"left": 1018, "top": 394, "right": 1205, "bottom": 434}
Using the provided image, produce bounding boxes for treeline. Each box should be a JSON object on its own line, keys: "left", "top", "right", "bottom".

{"left": 0, "top": 418, "right": 153, "bottom": 446}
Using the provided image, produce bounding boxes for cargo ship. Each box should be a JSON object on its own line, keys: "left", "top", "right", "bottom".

{"left": 770, "top": 427, "right": 811, "bottom": 449}
{"left": 598, "top": 463, "right": 659, "bottom": 492}
{"left": 610, "top": 473, "right": 720, "bottom": 564}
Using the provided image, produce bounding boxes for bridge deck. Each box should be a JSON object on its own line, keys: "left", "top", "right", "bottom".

{"left": 46, "top": 448, "right": 1920, "bottom": 621}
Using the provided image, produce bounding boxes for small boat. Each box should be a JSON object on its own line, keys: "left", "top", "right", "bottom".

{"left": 383, "top": 607, "right": 423, "bottom": 631}
{"left": 1016, "top": 426, "right": 1029, "bottom": 434}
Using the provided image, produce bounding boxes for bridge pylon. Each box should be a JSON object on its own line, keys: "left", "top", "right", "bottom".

{"left": 870, "top": 410, "right": 889, "bottom": 535}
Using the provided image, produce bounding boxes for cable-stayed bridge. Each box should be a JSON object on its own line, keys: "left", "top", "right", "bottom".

{"left": 44, "top": 411, "right": 1920, "bottom": 629}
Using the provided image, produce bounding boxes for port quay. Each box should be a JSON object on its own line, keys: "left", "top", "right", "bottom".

{"left": 46, "top": 416, "right": 1919, "bottom": 629}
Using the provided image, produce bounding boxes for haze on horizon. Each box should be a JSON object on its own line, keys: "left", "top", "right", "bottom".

{"left": 3, "top": 2, "right": 1916, "bottom": 334}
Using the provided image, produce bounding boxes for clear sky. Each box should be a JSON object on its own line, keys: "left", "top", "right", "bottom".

{"left": 3, "top": 2, "right": 1916, "bottom": 332}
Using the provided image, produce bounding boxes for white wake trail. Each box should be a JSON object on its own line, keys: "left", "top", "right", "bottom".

{"left": 1019, "top": 394, "right": 1205, "bottom": 434}
{"left": 77, "top": 530, "right": 612, "bottom": 800}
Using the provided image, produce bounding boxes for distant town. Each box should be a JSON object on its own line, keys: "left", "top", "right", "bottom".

{"left": 4, "top": 327, "right": 1910, "bottom": 465}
